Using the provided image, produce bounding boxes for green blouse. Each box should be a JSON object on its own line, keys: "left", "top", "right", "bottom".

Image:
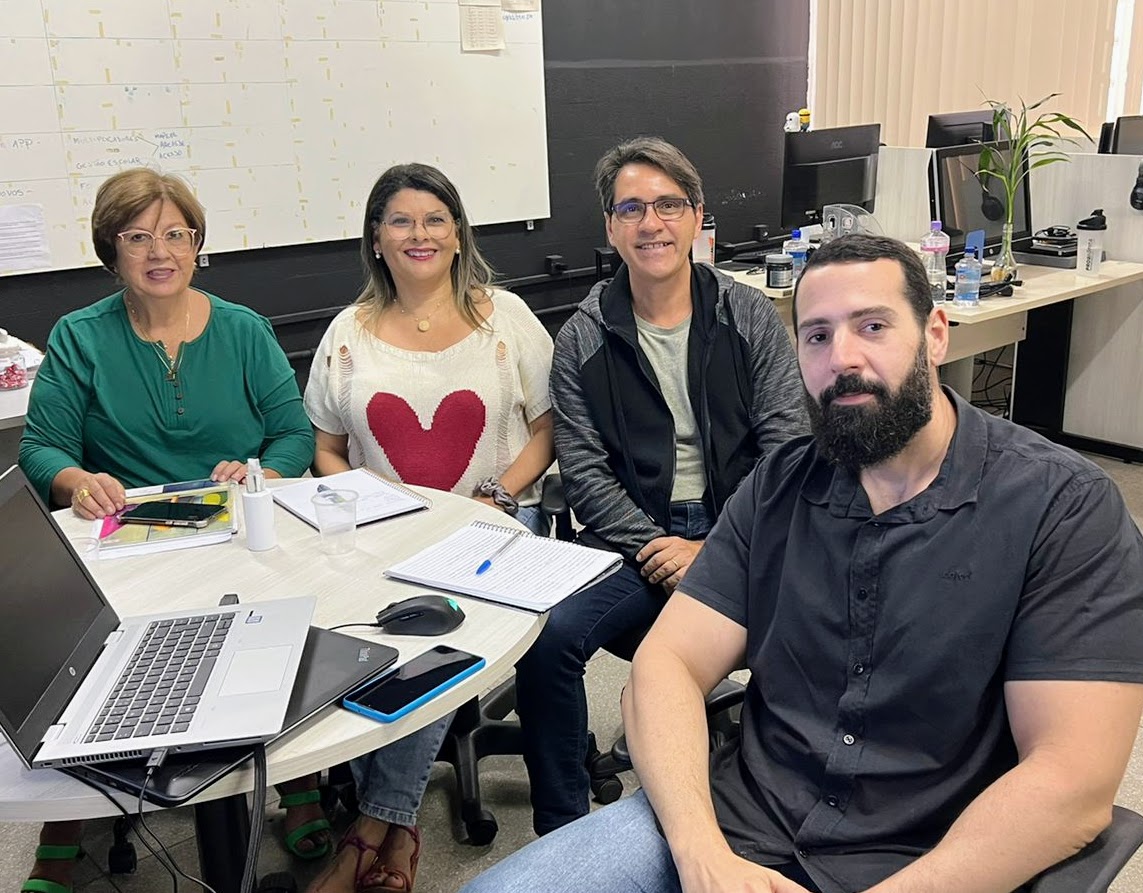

{"left": 19, "top": 289, "right": 315, "bottom": 504}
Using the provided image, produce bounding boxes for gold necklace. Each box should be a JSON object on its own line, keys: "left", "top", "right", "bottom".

{"left": 125, "top": 293, "right": 191, "bottom": 381}
{"left": 394, "top": 297, "right": 446, "bottom": 333}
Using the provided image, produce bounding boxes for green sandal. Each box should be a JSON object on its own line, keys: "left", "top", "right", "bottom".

{"left": 279, "top": 789, "right": 332, "bottom": 861}
{"left": 21, "top": 844, "right": 82, "bottom": 893}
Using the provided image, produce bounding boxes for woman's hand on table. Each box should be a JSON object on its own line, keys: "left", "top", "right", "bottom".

{"left": 70, "top": 472, "right": 126, "bottom": 520}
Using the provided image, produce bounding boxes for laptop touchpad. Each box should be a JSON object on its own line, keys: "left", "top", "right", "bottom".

{"left": 219, "top": 646, "right": 292, "bottom": 697}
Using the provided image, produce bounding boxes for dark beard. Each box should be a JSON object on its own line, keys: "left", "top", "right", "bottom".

{"left": 804, "top": 346, "right": 934, "bottom": 470}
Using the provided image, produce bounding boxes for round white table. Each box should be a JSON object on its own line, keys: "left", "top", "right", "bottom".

{"left": 0, "top": 484, "right": 542, "bottom": 890}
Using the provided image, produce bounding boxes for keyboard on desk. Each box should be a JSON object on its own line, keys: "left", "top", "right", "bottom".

{"left": 85, "top": 612, "right": 235, "bottom": 742}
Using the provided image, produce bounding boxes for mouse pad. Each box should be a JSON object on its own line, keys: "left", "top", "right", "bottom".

{"left": 65, "top": 626, "right": 398, "bottom": 806}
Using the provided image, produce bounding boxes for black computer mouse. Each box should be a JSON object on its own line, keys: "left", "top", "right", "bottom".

{"left": 375, "top": 594, "right": 466, "bottom": 636}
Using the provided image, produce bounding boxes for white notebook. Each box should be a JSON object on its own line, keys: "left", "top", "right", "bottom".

{"left": 384, "top": 521, "right": 623, "bottom": 612}
{"left": 272, "top": 468, "right": 431, "bottom": 528}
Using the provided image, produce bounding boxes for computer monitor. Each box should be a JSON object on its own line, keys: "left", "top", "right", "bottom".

{"left": 779, "top": 123, "right": 881, "bottom": 230}
{"left": 928, "top": 141, "right": 1032, "bottom": 261}
{"left": 1113, "top": 115, "right": 1143, "bottom": 154}
{"left": 925, "top": 110, "right": 996, "bottom": 148}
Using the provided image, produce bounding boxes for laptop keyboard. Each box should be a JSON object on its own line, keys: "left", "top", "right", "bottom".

{"left": 84, "top": 613, "right": 235, "bottom": 743}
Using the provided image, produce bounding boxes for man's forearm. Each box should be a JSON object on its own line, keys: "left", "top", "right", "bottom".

{"left": 622, "top": 648, "right": 732, "bottom": 868}
{"left": 865, "top": 757, "right": 1112, "bottom": 893}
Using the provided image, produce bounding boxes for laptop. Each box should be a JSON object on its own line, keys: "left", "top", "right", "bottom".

{"left": 0, "top": 465, "right": 315, "bottom": 769}
{"left": 67, "top": 625, "right": 400, "bottom": 805}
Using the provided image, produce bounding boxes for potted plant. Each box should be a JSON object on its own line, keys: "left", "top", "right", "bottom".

{"left": 976, "top": 93, "right": 1091, "bottom": 280}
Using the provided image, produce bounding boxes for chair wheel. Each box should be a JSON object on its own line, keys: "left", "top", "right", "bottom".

{"left": 591, "top": 774, "right": 623, "bottom": 805}
{"left": 257, "top": 871, "right": 299, "bottom": 893}
{"left": 107, "top": 839, "right": 137, "bottom": 874}
{"left": 464, "top": 809, "right": 499, "bottom": 846}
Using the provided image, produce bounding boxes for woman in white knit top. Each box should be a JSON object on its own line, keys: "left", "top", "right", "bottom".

{"left": 302, "top": 164, "right": 554, "bottom": 893}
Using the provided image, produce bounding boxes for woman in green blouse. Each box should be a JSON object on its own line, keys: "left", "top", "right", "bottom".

{"left": 17, "top": 168, "right": 316, "bottom": 893}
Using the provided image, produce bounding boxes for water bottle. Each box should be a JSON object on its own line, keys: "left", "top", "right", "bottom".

{"left": 953, "top": 248, "right": 982, "bottom": 306}
{"left": 919, "top": 221, "right": 951, "bottom": 304}
{"left": 782, "top": 229, "right": 810, "bottom": 279}
{"left": 1077, "top": 208, "right": 1106, "bottom": 278}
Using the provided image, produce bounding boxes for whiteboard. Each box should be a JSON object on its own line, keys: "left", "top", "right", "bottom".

{"left": 0, "top": 0, "right": 549, "bottom": 276}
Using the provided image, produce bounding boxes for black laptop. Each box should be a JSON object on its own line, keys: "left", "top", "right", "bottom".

{"left": 66, "top": 625, "right": 398, "bottom": 805}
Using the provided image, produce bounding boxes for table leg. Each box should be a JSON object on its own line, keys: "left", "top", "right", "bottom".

{"left": 193, "top": 793, "right": 250, "bottom": 893}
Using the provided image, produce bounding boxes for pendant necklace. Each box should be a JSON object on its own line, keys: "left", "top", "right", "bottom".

{"left": 126, "top": 293, "right": 191, "bottom": 381}
{"left": 395, "top": 297, "right": 446, "bottom": 333}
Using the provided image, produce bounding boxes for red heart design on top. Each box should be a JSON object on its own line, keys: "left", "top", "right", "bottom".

{"left": 365, "top": 390, "right": 486, "bottom": 492}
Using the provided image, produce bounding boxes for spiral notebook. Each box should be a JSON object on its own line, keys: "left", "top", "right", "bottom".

{"left": 384, "top": 521, "right": 623, "bottom": 612}
{"left": 272, "top": 468, "right": 431, "bottom": 528}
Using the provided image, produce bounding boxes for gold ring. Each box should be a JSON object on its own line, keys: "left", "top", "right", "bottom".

{"left": 73, "top": 487, "right": 90, "bottom": 503}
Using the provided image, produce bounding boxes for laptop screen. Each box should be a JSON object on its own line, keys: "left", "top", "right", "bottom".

{"left": 0, "top": 466, "right": 119, "bottom": 762}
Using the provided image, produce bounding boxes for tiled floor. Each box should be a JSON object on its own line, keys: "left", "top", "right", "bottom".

{"left": 2, "top": 451, "right": 1142, "bottom": 893}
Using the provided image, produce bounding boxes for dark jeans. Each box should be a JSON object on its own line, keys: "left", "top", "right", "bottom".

{"left": 515, "top": 501, "right": 713, "bottom": 835}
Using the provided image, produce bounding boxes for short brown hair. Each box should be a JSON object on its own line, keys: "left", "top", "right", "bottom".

{"left": 593, "top": 136, "right": 704, "bottom": 213}
{"left": 91, "top": 168, "right": 206, "bottom": 272}
{"left": 793, "top": 233, "right": 933, "bottom": 330}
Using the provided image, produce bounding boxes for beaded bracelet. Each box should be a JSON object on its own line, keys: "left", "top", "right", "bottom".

{"left": 474, "top": 477, "right": 519, "bottom": 516}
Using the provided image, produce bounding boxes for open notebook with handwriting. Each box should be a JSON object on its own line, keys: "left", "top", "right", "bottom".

{"left": 384, "top": 521, "right": 622, "bottom": 612}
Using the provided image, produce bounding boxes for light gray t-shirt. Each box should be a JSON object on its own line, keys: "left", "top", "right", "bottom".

{"left": 634, "top": 313, "right": 706, "bottom": 502}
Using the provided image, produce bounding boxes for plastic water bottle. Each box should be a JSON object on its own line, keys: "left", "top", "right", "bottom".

{"left": 953, "top": 248, "right": 982, "bottom": 306}
{"left": 1076, "top": 208, "right": 1106, "bottom": 278}
{"left": 782, "top": 229, "right": 810, "bottom": 280}
{"left": 919, "top": 221, "right": 951, "bottom": 304}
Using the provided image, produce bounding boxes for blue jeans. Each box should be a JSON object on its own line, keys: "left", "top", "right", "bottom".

{"left": 349, "top": 714, "right": 451, "bottom": 827}
{"left": 461, "top": 792, "right": 677, "bottom": 893}
{"left": 515, "top": 501, "right": 712, "bottom": 835}
{"left": 514, "top": 504, "right": 550, "bottom": 537}
{"left": 460, "top": 791, "right": 823, "bottom": 893}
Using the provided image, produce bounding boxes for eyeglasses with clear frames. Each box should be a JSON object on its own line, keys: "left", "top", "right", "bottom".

{"left": 380, "top": 212, "right": 456, "bottom": 240}
{"left": 608, "top": 197, "right": 695, "bottom": 225}
{"left": 116, "top": 228, "right": 200, "bottom": 258}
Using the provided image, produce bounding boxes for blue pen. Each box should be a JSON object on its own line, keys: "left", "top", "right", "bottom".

{"left": 475, "top": 530, "right": 523, "bottom": 576}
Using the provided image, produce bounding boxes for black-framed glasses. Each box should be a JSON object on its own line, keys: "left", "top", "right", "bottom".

{"left": 608, "top": 197, "right": 694, "bottom": 225}
{"left": 380, "top": 212, "right": 456, "bottom": 240}
{"left": 116, "top": 228, "right": 200, "bottom": 258}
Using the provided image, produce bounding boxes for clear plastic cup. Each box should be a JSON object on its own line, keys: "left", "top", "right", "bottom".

{"left": 310, "top": 489, "right": 358, "bottom": 555}
{"left": 70, "top": 536, "right": 100, "bottom": 562}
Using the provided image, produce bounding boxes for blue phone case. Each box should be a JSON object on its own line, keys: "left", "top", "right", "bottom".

{"left": 341, "top": 655, "right": 486, "bottom": 723}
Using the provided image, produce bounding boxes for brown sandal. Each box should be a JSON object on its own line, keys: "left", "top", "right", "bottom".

{"left": 309, "top": 829, "right": 383, "bottom": 893}
{"left": 359, "top": 825, "right": 421, "bottom": 893}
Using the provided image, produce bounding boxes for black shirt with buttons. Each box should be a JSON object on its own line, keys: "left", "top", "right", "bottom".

{"left": 680, "top": 389, "right": 1143, "bottom": 893}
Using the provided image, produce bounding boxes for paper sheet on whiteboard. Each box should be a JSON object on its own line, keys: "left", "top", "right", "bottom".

{"left": 459, "top": 5, "right": 506, "bottom": 51}
{"left": 0, "top": 205, "right": 50, "bottom": 273}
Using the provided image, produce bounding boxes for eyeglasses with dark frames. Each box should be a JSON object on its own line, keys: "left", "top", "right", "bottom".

{"left": 608, "top": 197, "right": 695, "bottom": 225}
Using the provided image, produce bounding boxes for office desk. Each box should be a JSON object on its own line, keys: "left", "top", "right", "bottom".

{"left": 0, "top": 487, "right": 541, "bottom": 891}
{"left": 721, "top": 261, "right": 1143, "bottom": 399}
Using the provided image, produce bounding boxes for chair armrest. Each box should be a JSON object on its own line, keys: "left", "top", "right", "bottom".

{"left": 1029, "top": 805, "right": 1143, "bottom": 893}
{"left": 540, "top": 473, "right": 575, "bottom": 541}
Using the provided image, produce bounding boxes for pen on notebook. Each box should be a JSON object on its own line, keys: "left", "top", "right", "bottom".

{"left": 475, "top": 530, "right": 523, "bottom": 576}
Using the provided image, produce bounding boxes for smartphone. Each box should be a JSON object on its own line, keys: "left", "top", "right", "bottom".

{"left": 341, "top": 645, "right": 485, "bottom": 723}
{"left": 120, "top": 501, "right": 227, "bottom": 528}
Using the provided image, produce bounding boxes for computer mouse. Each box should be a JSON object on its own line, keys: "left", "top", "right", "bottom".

{"left": 375, "top": 594, "right": 466, "bottom": 636}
